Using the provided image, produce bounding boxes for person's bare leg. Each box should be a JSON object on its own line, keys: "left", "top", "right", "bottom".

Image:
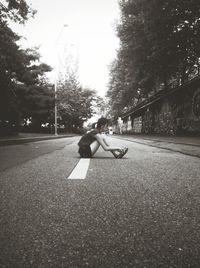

{"left": 101, "top": 133, "right": 121, "bottom": 157}
{"left": 90, "top": 140, "right": 100, "bottom": 156}
{"left": 90, "top": 139, "right": 123, "bottom": 158}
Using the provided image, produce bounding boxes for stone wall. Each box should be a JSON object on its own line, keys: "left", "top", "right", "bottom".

{"left": 120, "top": 80, "right": 200, "bottom": 135}
{"left": 132, "top": 116, "right": 142, "bottom": 133}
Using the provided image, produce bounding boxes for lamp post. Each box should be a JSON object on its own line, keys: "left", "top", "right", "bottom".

{"left": 54, "top": 24, "right": 68, "bottom": 136}
{"left": 54, "top": 79, "right": 58, "bottom": 135}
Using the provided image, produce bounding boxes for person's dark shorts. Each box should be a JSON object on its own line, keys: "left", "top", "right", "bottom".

{"left": 78, "top": 145, "right": 92, "bottom": 158}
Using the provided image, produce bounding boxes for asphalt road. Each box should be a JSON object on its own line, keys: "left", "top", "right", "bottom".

{"left": 0, "top": 136, "right": 200, "bottom": 267}
{"left": 0, "top": 138, "right": 75, "bottom": 171}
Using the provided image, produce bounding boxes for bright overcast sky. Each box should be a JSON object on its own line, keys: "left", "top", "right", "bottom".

{"left": 11, "top": 0, "right": 120, "bottom": 97}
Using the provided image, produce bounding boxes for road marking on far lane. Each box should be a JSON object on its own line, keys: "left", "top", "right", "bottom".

{"left": 67, "top": 159, "right": 91, "bottom": 179}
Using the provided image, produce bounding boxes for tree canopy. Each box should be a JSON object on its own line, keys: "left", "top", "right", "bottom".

{"left": 0, "top": 0, "right": 112, "bottom": 135}
{"left": 56, "top": 70, "right": 99, "bottom": 132}
{"left": 0, "top": 1, "right": 54, "bottom": 134}
{"left": 0, "top": 0, "right": 36, "bottom": 24}
{"left": 107, "top": 0, "right": 200, "bottom": 117}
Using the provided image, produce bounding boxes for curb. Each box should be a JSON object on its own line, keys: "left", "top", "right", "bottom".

{"left": 0, "top": 135, "right": 74, "bottom": 146}
{"left": 114, "top": 135, "right": 200, "bottom": 147}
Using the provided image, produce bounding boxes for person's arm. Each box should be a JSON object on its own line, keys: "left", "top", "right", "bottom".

{"left": 102, "top": 134, "right": 110, "bottom": 147}
{"left": 95, "top": 133, "right": 122, "bottom": 151}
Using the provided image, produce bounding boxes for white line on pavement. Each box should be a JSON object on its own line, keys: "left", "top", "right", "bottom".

{"left": 67, "top": 159, "right": 91, "bottom": 179}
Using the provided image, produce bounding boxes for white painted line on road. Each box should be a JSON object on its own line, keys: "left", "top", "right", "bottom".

{"left": 67, "top": 159, "right": 91, "bottom": 179}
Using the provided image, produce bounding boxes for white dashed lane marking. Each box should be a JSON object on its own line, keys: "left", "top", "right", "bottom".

{"left": 67, "top": 159, "right": 91, "bottom": 179}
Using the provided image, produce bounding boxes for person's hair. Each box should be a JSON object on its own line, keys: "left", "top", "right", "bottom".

{"left": 91, "top": 122, "right": 97, "bottom": 129}
{"left": 96, "top": 117, "right": 109, "bottom": 128}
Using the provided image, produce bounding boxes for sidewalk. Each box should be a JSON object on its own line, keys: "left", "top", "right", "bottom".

{"left": 0, "top": 133, "right": 75, "bottom": 146}
{"left": 114, "top": 134, "right": 200, "bottom": 158}
{"left": 123, "top": 134, "right": 200, "bottom": 146}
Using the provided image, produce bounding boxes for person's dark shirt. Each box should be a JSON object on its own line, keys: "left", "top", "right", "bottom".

{"left": 78, "top": 129, "right": 99, "bottom": 147}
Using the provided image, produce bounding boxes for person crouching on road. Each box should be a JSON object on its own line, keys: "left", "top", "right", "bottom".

{"left": 78, "top": 117, "right": 128, "bottom": 158}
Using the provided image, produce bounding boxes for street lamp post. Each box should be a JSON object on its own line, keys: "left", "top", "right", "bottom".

{"left": 54, "top": 24, "right": 68, "bottom": 136}
{"left": 54, "top": 80, "right": 58, "bottom": 135}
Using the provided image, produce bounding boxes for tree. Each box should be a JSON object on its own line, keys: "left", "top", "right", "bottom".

{"left": 107, "top": 0, "right": 200, "bottom": 117}
{"left": 56, "top": 70, "right": 98, "bottom": 132}
{"left": 0, "top": 0, "right": 35, "bottom": 134}
{"left": 0, "top": 1, "right": 54, "bottom": 134}
{"left": 0, "top": 0, "right": 36, "bottom": 24}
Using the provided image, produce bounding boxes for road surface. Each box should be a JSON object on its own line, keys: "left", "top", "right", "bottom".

{"left": 0, "top": 136, "right": 200, "bottom": 267}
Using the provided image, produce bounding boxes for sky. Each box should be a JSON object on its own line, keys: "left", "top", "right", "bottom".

{"left": 11, "top": 0, "right": 120, "bottom": 97}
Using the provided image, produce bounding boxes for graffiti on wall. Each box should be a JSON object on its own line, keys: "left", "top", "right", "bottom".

{"left": 132, "top": 116, "right": 142, "bottom": 133}
{"left": 192, "top": 88, "right": 200, "bottom": 118}
{"left": 120, "top": 78, "right": 200, "bottom": 135}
